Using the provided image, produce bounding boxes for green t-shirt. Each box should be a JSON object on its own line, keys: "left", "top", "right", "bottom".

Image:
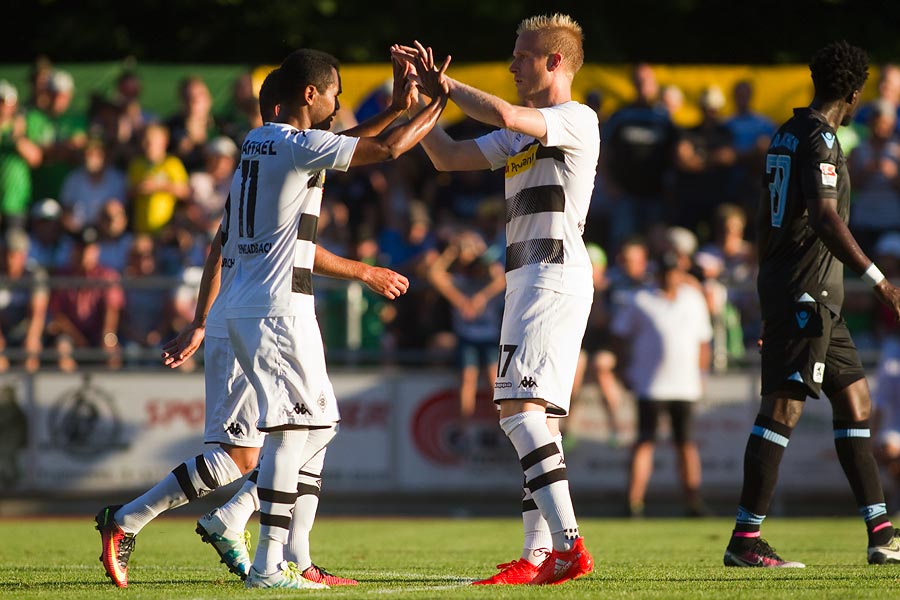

{"left": 28, "top": 108, "right": 87, "bottom": 201}
{"left": 0, "top": 114, "right": 43, "bottom": 216}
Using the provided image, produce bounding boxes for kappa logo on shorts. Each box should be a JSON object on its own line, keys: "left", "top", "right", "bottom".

{"left": 518, "top": 376, "right": 538, "bottom": 389}
{"left": 226, "top": 422, "right": 245, "bottom": 437}
{"left": 293, "top": 402, "right": 312, "bottom": 415}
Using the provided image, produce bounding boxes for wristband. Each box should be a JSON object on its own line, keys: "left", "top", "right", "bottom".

{"left": 861, "top": 263, "right": 885, "bottom": 287}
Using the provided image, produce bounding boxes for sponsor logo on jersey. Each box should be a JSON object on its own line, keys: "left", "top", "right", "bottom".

{"left": 238, "top": 241, "right": 273, "bottom": 255}
{"left": 506, "top": 144, "right": 539, "bottom": 177}
{"left": 821, "top": 131, "right": 836, "bottom": 149}
{"left": 819, "top": 162, "right": 837, "bottom": 187}
{"left": 813, "top": 362, "right": 825, "bottom": 383}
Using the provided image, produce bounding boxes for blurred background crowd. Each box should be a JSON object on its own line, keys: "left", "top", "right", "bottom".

{"left": 1, "top": 56, "right": 899, "bottom": 380}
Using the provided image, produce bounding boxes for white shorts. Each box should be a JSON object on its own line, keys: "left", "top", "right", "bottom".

{"left": 203, "top": 335, "right": 264, "bottom": 447}
{"left": 493, "top": 286, "right": 592, "bottom": 416}
{"left": 228, "top": 315, "right": 339, "bottom": 430}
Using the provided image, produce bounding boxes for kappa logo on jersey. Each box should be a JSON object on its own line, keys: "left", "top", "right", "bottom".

{"left": 819, "top": 162, "right": 837, "bottom": 187}
{"left": 226, "top": 422, "right": 244, "bottom": 437}
{"left": 494, "top": 381, "right": 512, "bottom": 389}
{"left": 307, "top": 170, "right": 325, "bottom": 189}
{"left": 293, "top": 402, "right": 312, "bottom": 416}
{"left": 821, "top": 131, "right": 836, "bottom": 149}
{"left": 813, "top": 362, "right": 825, "bottom": 383}
{"left": 795, "top": 307, "right": 811, "bottom": 329}
{"left": 519, "top": 376, "right": 538, "bottom": 389}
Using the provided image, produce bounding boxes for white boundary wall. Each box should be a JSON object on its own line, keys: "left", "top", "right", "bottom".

{"left": 0, "top": 369, "right": 867, "bottom": 498}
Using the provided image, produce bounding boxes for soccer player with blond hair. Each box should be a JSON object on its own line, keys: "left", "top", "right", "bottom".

{"left": 397, "top": 12, "right": 598, "bottom": 585}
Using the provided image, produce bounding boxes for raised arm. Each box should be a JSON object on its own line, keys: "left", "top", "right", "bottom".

{"left": 340, "top": 57, "right": 416, "bottom": 139}
{"left": 348, "top": 52, "right": 450, "bottom": 167}
{"left": 314, "top": 245, "right": 409, "bottom": 300}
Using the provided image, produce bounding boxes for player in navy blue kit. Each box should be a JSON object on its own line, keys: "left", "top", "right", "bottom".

{"left": 724, "top": 41, "right": 900, "bottom": 568}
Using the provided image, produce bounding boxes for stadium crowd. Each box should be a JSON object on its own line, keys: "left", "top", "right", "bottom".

{"left": 0, "top": 57, "right": 899, "bottom": 379}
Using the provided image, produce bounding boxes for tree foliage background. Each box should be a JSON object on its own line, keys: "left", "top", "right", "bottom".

{"left": 5, "top": 0, "right": 900, "bottom": 65}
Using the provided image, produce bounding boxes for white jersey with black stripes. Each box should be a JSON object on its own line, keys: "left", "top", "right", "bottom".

{"left": 224, "top": 122, "right": 358, "bottom": 318}
{"left": 474, "top": 101, "right": 599, "bottom": 298}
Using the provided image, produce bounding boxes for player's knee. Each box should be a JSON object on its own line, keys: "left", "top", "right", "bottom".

{"left": 221, "top": 444, "right": 260, "bottom": 474}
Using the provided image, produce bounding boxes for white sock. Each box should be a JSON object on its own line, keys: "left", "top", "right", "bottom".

{"left": 520, "top": 433, "right": 562, "bottom": 565}
{"left": 501, "top": 413, "right": 579, "bottom": 552}
{"left": 284, "top": 448, "right": 326, "bottom": 571}
{"left": 253, "top": 429, "right": 309, "bottom": 575}
{"left": 116, "top": 447, "right": 242, "bottom": 534}
{"left": 215, "top": 470, "right": 260, "bottom": 536}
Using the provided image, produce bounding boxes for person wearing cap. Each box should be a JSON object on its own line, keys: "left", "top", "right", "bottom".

{"left": 610, "top": 249, "right": 712, "bottom": 518}
{"left": 187, "top": 135, "right": 238, "bottom": 237}
{"left": 672, "top": 83, "right": 738, "bottom": 237}
{"left": 26, "top": 69, "right": 88, "bottom": 202}
{"left": 0, "top": 80, "right": 43, "bottom": 231}
{"left": 0, "top": 228, "right": 48, "bottom": 372}
{"left": 59, "top": 137, "right": 127, "bottom": 232}
{"left": 27, "top": 197, "right": 71, "bottom": 270}
{"left": 46, "top": 227, "right": 124, "bottom": 371}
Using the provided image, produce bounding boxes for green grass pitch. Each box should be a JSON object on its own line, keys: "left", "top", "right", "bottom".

{"left": 1, "top": 516, "right": 897, "bottom": 598}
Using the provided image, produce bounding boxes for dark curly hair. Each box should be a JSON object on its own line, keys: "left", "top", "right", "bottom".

{"left": 809, "top": 41, "right": 869, "bottom": 102}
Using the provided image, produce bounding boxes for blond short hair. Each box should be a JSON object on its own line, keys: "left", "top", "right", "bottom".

{"left": 516, "top": 13, "right": 585, "bottom": 74}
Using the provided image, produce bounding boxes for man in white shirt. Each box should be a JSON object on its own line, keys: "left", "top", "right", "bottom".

{"left": 611, "top": 251, "right": 712, "bottom": 518}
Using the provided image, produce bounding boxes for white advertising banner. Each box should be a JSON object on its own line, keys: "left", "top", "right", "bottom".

{"left": 3, "top": 369, "right": 868, "bottom": 497}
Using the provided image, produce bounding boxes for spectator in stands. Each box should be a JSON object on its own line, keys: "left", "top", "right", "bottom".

{"left": 427, "top": 228, "right": 505, "bottom": 419}
{"left": 27, "top": 197, "right": 71, "bottom": 270}
{"left": 602, "top": 63, "right": 679, "bottom": 251}
{"left": 848, "top": 99, "right": 900, "bottom": 256}
{"left": 673, "top": 85, "right": 738, "bottom": 240}
{"left": 96, "top": 198, "right": 133, "bottom": 273}
{"left": 25, "top": 56, "right": 53, "bottom": 112}
{"left": 726, "top": 80, "right": 776, "bottom": 236}
{"left": 119, "top": 234, "right": 169, "bottom": 364}
{"left": 165, "top": 76, "right": 219, "bottom": 172}
{"left": 218, "top": 70, "right": 262, "bottom": 144}
{"left": 127, "top": 123, "right": 190, "bottom": 236}
{"left": 570, "top": 243, "right": 623, "bottom": 444}
{"left": 46, "top": 227, "right": 124, "bottom": 371}
{"left": 113, "top": 70, "right": 155, "bottom": 138}
{"left": 696, "top": 204, "right": 758, "bottom": 362}
{"left": 187, "top": 135, "right": 237, "bottom": 237}
{"left": 611, "top": 251, "right": 712, "bottom": 517}
{"left": 855, "top": 64, "right": 900, "bottom": 134}
{"left": 0, "top": 229, "right": 47, "bottom": 372}
{"left": 607, "top": 236, "right": 653, "bottom": 306}
{"left": 59, "top": 137, "right": 127, "bottom": 232}
{"left": 0, "top": 80, "right": 42, "bottom": 231}
{"left": 316, "top": 199, "right": 353, "bottom": 258}
{"left": 658, "top": 83, "right": 685, "bottom": 118}
{"left": 28, "top": 69, "right": 87, "bottom": 202}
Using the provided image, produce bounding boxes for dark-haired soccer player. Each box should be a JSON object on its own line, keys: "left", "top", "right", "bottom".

{"left": 724, "top": 41, "right": 900, "bottom": 568}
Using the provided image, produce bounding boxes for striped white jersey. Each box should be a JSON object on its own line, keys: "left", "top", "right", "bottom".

{"left": 474, "top": 101, "right": 599, "bottom": 298}
{"left": 225, "top": 122, "right": 358, "bottom": 318}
